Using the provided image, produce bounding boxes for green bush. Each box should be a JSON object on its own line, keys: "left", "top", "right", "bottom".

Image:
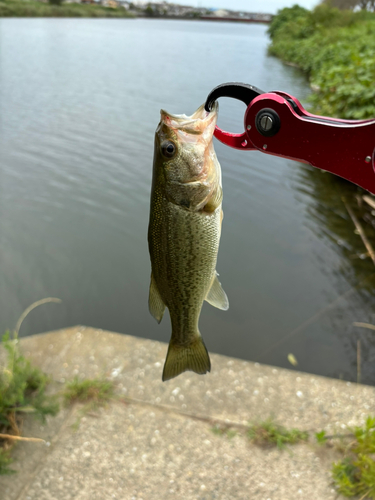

{"left": 268, "top": 5, "right": 375, "bottom": 119}
{"left": 268, "top": 4, "right": 310, "bottom": 39}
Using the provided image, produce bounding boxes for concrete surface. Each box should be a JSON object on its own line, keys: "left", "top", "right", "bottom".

{"left": 2, "top": 326, "right": 375, "bottom": 500}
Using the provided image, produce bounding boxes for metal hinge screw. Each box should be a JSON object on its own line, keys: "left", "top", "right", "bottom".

{"left": 260, "top": 115, "right": 273, "bottom": 132}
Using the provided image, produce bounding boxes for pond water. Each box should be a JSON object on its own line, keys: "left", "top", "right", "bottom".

{"left": 1, "top": 18, "right": 375, "bottom": 383}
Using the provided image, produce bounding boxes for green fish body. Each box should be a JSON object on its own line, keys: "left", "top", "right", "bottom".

{"left": 148, "top": 104, "right": 228, "bottom": 381}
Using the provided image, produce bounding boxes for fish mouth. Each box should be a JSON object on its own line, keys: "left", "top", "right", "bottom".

{"left": 160, "top": 102, "right": 218, "bottom": 136}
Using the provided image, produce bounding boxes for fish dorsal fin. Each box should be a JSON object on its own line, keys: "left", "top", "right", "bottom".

{"left": 205, "top": 273, "right": 229, "bottom": 311}
{"left": 148, "top": 273, "right": 166, "bottom": 323}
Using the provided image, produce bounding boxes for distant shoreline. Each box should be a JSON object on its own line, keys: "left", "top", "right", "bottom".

{"left": 0, "top": 1, "right": 134, "bottom": 18}
{"left": 0, "top": 1, "right": 271, "bottom": 21}
{"left": 144, "top": 15, "right": 271, "bottom": 23}
{"left": 197, "top": 16, "right": 270, "bottom": 24}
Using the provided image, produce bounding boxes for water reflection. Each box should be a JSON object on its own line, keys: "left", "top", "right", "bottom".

{"left": 293, "top": 165, "right": 375, "bottom": 383}
{"left": 296, "top": 166, "right": 375, "bottom": 290}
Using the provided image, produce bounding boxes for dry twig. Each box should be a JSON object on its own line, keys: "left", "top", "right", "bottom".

{"left": 0, "top": 433, "right": 45, "bottom": 443}
{"left": 343, "top": 200, "right": 375, "bottom": 266}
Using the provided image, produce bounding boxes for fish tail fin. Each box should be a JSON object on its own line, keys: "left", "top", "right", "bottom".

{"left": 162, "top": 335, "right": 211, "bottom": 382}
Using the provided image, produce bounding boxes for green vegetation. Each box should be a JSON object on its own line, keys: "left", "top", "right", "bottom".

{"left": 0, "top": 0, "right": 135, "bottom": 18}
{"left": 63, "top": 376, "right": 115, "bottom": 430}
{"left": 212, "top": 416, "right": 375, "bottom": 497}
{"left": 211, "top": 418, "right": 309, "bottom": 449}
{"left": 247, "top": 418, "right": 309, "bottom": 449}
{"left": 313, "top": 419, "right": 375, "bottom": 498}
{"left": 268, "top": 4, "right": 375, "bottom": 119}
{"left": 63, "top": 376, "right": 115, "bottom": 407}
{"left": 0, "top": 332, "right": 59, "bottom": 474}
{"left": 315, "top": 429, "right": 328, "bottom": 444}
{"left": 332, "top": 416, "right": 375, "bottom": 498}
{"left": 0, "top": 448, "right": 14, "bottom": 476}
{"left": 144, "top": 2, "right": 160, "bottom": 17}
{"left": 211, "top": 425, "right": 237, "bottom": 439}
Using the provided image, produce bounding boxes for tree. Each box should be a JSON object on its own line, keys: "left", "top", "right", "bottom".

{"left": 144, "top": 3, "right": 160, "bottom": 17}
{"left": 322, "top": 0, "right": 375, "bottom": 10}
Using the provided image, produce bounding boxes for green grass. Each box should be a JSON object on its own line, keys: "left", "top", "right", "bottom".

{"left": 211, "top": 418, "right": 309, "bottom": 449}
{"left": 0, "top": 331, "right": 59, "bottom": 474}
{"left": 315, "top": 429, "right": 328, "bottom": 445}
{"left": 63, "top": 377, "right": 115, "bottom": 407}
{"left": 332, "top": 416, "right": 375, "bottom": 498}
{"left": 0, "top": 448, "right": 14, "bottom": 476}
{"left": 212, "top": 416, "right": 375, "bottom": 497}
{"left": 63, "top": 377, "right": 116, "bottom": 431}
{"left": 211, "top": 425, "right": 237, "bottom": 439}
{"left": 247, "top": 418, "right": 309, "bottom": 449}
{"left": 0, "top": 0, "right": 135, "bottom": 18}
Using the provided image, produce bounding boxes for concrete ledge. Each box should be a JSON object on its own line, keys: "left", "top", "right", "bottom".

{"left": 3, "top": 326, "right": 374, "bottom": 499}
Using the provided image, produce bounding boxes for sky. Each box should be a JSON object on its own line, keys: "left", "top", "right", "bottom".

{"left": 166, "top": 0, "right": 319, "bottom": 14}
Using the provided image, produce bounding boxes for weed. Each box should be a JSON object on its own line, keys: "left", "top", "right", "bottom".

{"left": 226, "top": 429, "right": 237, "bottom": 439}
{"left": 212, "top": 418, "right": 309, "bottom": 449}
{"left": 316, "top": 430, "right": 328, "bottom": 445}
{"left": 63, "top": 377, "right": 115, "bottom": 407}
{"left": 211, "top": 425, "right": 237, "bottom": 439}
{"left": 247, "top": 418, "right": 309, "bottom": 449}
{"left": 0, "top": 298, "right": 62, "bottom": 474}
{"left": 332, "top": 416, "right": 375, "bottom": 498}
{"left": 0, "top": 448, "right": 14, "bottom": 475}
{"left": 0, "top": 332, "right": 59, "bottom": 474}
{"left": 63, "top": 377, "right": 115, "bottom": 430}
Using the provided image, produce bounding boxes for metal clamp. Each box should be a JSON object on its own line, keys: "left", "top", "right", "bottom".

{"left": 204, "top": 82, "right": 375, "bottom": 194}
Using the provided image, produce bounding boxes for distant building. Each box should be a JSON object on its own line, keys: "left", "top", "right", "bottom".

{"left": 100, "top": 0, "right": 119, "bottom": 6}
{"left": 213, "top": 9, "right": 229, "bottom": 17}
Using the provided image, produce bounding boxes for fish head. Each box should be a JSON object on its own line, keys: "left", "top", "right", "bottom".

{"left": 153, "top": 103, "right": 221, "bottom": 211}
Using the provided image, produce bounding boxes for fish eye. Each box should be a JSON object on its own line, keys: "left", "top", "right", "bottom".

{"left": 161, "top": 140, "right": 176, "bottom": 159}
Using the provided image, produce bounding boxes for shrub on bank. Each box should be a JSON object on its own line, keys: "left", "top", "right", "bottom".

{"left": 0, "top": 0, "right": 135, "bottom": 18}
{"left": 268, "top": 4, "right": 375, "bottom": 119}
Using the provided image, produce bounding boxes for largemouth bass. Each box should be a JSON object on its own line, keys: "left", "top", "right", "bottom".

{"left": 148, "top": 103, "right": 228, "bottom": 381}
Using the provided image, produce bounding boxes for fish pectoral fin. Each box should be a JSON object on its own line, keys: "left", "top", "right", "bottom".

{"left": 162, "top": 335, "right": 211, "bottom": 382}
{"left": 148, "top": 273, "right": 166, "bottom": 323}
{"left": 205, "top": 273, "right": 229, "bottom": 311}
{"left": 203, "top": 185, "right": 223, "bottom": 213}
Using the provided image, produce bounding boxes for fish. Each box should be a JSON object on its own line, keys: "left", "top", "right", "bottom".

{"left": 148, "top": 102, "right": 229, "bottom": 382}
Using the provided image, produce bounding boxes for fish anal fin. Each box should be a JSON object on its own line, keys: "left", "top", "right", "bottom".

{"left": 148, "top": 273, "right": 166, "bottom": 323}
{"left": 205, "top": 273, "right": 229, "bottom": 311}
{"left": 162, "top": 335, "right": 211, "bottom": 381}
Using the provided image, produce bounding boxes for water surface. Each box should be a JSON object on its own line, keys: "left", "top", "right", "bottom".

{"left": 1, "top": 18, "right": 375, "bottom": 383}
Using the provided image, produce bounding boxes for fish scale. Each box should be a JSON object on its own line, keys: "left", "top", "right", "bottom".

{"left": 158, "top": 202, "right": 220, "bottom": 342}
